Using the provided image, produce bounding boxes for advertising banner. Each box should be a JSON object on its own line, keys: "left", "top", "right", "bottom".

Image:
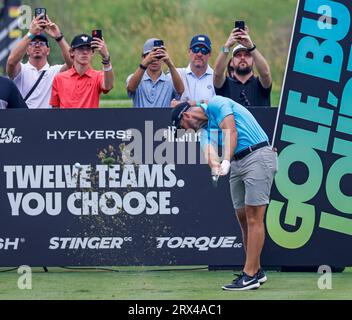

{"left": 0, "top": 0, "right": 22, "bottom": 71}
{"left": 0, "top": 108, "right": 274, "bottom": 266}
{"left": 266, "top": 0, "right": 352, "bottom": 266}
{"left": 1, "top": 99, "right": 351, "bottom": 267}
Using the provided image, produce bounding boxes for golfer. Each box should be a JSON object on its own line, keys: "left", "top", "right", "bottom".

{"left": 172, "top": 95, "right": 278, "bottom": 290}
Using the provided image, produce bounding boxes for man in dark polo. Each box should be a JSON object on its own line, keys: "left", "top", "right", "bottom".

{"left": 214, "top": 25, "right": 272, "bottom": 107}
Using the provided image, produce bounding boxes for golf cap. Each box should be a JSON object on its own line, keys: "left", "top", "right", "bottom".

{"left": 171, "top": 102, "right": 192, "bottom": 130}
{"left": 71, "top": 34, "right": 92, "bottom": 49}
{"left": 143, "top": 38, "right": 163, "bottom": 55}
{"left": 32, "top": 34, "right": 49, "bottom": 47}
{"left": 190, "top": 34, "right": 212, "bottom": 51}
{"left": 233, "top": 44, "right": 249, "bottom": 56}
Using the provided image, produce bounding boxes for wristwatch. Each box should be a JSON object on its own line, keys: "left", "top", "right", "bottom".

{"left": 248, "top": 44, "right": 257, "bottom": 52}
{"left": 102, "top": 56, "right": 111, "bottom": 65}
{"left": 55, "top": 33, "right": 64, "bottom": 42}
{"left": 221, "top": 46, "right": 230, "bottom": 54}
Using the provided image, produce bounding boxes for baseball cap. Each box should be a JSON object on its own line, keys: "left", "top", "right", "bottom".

{"left": 71, "top": 34, "right": 92, "bottom": 49}
{"left": 143, "top": 38, "right": 163, "bottom": 55}
{"left": 32, "top": 34, "right": 49, "bottom": 47}
{"left": 189, "top": 34, "right": 212, "bottom": 51}
{"left": 171, "top": 102, "right": 192, "bottom": 130}
{"left": 233, "top": 44, "right": 249, "bottom": 56}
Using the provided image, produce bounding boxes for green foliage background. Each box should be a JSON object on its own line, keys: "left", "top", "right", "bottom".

{"left": 22, "top": 0, "right": 298, "bottom": 105}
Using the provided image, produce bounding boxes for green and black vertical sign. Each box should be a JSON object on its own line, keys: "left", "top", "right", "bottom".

{"left": 266, "top": 0, "right": 352, "bottom": 265}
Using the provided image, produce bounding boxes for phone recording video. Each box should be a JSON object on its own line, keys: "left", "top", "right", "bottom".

{"left": 92, "top": 30, "right": 103, "bottom": 40}
{"left": 154, "top": 40, "right": 164, "bottom": 48}
{"left": 235, "top": 20, "right": 245, "bottom": 30}
{"left": 153, "top": 40, "right": 165, "bottom": 59}
{"left": 35, "top": 8, "right": 47, "bottom": 20}
{"left": 92, "top": 30, "right": 103, "bottom": 49}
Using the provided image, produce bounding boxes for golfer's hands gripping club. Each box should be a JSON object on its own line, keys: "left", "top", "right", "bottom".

{"left": 210, "top": 160, "right": 231, "bottom": 186}
{"left": 211, "top": 163, "right": 221, "bottom": 187}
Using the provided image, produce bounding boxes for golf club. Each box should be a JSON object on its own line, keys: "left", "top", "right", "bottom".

{"left": 211, "top": 174, "right": 220, "bottom": 188}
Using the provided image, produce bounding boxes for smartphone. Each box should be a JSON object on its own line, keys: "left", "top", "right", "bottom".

{"left": 92, "top": 30, "right": 103, "bottom": 40}
{"left": 153, "top": 40, "right": 164, "bottom": 59}
{"left": 35, "top": 8, "right": 47, "bottom": 20}
{"left": 153, "top": 40, "right": 164, "bottom": 48}
{"left": 235, "top": 20, "right": 245, "bottom": 30}
{"left": 92, "top": 30, "right": 102, "bottom": 49}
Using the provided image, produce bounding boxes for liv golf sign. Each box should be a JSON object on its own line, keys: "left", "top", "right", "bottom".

{"left": 267, "top": 0, "right": 352, "bottom": 253}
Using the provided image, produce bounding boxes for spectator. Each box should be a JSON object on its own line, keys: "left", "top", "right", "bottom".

{"left": 176, "top": 34, "right": 215, "bottom": 102}
{"left": 50, "top": 34, "right": 114, "bottom": 108}
{"left": 6, "top": 14, "right": 72, "bottom": 109}
{"left": 0, "top": 76, "right": 27, "bottom": 109}
{"left": 214, "top": 26, "right": 272, "bottom": 107}
{"left": 127, "top": 38, "right": 184, "bottom": 108}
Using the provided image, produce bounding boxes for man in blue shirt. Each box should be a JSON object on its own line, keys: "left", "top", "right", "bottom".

{"left": 0, "top": 76, "right": 28, "bottom": 109}
{"left": 127, "top": 38, "right": 184, "bottom": 108}
{"left": 172, "top": 95, "right": 278, "bottom": 291}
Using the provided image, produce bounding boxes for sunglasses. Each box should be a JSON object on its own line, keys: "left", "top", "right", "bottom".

{"left": 29, "top": 41, "right": 47, "bottom": 47}
{"left": 191, "top": 46, "right": 210, "bottom": 55}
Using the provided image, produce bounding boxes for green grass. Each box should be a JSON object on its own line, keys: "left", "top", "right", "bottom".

{"left": 1, "top": 267, "right": 351, "bottom": 300}
{"left": 20, "top": 0, "right": 297, "bottom": 106}
{"left": 99, "top": 98, "right": 280, "bottom": 109}
{"left": 99, "top": 99, "right": 132, "bottom": 108}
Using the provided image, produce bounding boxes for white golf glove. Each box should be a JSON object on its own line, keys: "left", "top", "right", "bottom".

{"left": 220, "top": 160, "right": 231, "bottom": 176}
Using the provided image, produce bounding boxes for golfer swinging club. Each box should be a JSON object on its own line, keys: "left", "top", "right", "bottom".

{"left": 171, "top": 95, "right": 278, "bottom": 291}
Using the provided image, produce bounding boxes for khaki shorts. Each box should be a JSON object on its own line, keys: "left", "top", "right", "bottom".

{"left": 229, "top": 146, "right": 278, "bottom": 209}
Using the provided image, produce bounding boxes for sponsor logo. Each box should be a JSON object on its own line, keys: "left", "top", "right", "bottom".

{"left": 243, "top": 279, "right": 256, "bottom": 286}
{"left": 49, "top": 237, "right": 132, "bottom": 250}
{"left": 0, "top": 128, "right": 22, "bottom": 144}
{"left": 0, "top": 237, "right": 23, "bottom": 250}
{"left": 46, "top": 130, "right": 133, "bottom": 141}
{"left": 156, "top": 236, "right": 243, "bottom": 251}
{"left": 163, "top": 126, "right": 201, "bottom": 143}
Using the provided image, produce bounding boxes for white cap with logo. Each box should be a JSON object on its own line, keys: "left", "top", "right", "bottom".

{"left": 232, "top": 44, "right": 249, "bottom": 56}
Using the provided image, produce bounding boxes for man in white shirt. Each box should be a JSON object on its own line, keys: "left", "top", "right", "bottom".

{"left": 176, "top": 34, "right": 215, "bottom": 103}
{"left": 6, "top": 14, "right": 72, "bottom": 109}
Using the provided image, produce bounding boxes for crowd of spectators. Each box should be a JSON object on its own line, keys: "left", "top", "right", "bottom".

{"left": 1, "top": 14, "right": 272, "bottom": 110}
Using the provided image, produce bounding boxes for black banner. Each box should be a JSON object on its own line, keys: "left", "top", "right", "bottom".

{"left": 0, "top": 108, "right": 279, "bottom": 267}
{"left": 1, "top": 106, "right": 351, "bottom": 267}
